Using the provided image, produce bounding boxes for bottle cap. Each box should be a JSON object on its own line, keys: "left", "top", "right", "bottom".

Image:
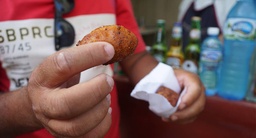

{"left": 207, "top": 27, "right": 219, "bottom": 35}
{"left": 192, "top": 16, "right": 201, "bottom": 21}
{"left": 173, "top": 22, "right": 182, "bottom": 27}
{"left": 172, "top": 22, "right": 182, "bottom": 38}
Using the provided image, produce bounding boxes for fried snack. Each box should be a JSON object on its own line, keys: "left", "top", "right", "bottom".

{"left": 156, "top": 86, "right": 179, "bottom": 106}
{"left": 77, "top": 25, "right": 138, "bottom": 65}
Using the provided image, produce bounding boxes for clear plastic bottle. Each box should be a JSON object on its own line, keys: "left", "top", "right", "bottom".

{"left": 199, "top": 27, "right": 222, "bottom": 96}
{"left": 218, "top": 0, "right": 256, "bottom": 100}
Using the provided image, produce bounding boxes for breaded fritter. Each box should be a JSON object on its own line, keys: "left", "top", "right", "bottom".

{"left": 77, "top": 25, "right": 138, "bottom": 65}
{"left": 156, "top": 86, "right": 179, "bottom": 106}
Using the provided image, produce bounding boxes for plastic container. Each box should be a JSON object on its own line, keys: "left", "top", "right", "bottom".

{"left": 218, "top": 0, "right": 256, "bottom": 100}
{"left": 199, "top": 27, "right": 222, "bottom": 96}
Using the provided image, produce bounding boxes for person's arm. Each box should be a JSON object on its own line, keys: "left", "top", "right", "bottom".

{"left": 120, "top": 51, "right": 205, "bottom": 124}
{"left": 0, "top": 88, "right": 42, "bottom": 137}
{"left": 115, "top": 0, "right": 205, "bottom": 124}
{"left": 0, "top": 42, "right": 115, "bottom": 137}
{"left": 120, "top": 51, "right": 158, "bottom": 84}
{"left": 115, "top": 0, "right": 158, "bottom": 83}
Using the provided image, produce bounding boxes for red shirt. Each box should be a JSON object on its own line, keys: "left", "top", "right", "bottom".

{"left": 0, "top": 0, "right": 146, "bottom": 137}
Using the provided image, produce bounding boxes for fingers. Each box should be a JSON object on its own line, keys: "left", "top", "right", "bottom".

{"left": 173, "top": 69, "right": 205, "bottom": 110}
{"left": 179, "top": 79, "right": 204, "bottom": 111}
{"left": 26, "top": 42, "right": 115, "bottom": 137}
{"left": 29, "top": 74, "right": 113, "bottom": 137}
{"left": 32, "top": 74, "right": 113, "bottom": 119}
{"left": 163, "top": 69, "right": 206, "bottom": 124}
{"left": 45, "top": 97, "right": 112, "bottom": 137}
{"left": 30, "top": 42, "right": 115, "bottom": 88}
{"left": 169, "top": 90, "right": 205, "bottom": 124}
{"left": 81, "top": 112, "right": 112, "bottom": 138}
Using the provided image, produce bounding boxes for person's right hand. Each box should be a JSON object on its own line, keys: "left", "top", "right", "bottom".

{"left": 27, "top": 42, "right": 115, "bottom": 137}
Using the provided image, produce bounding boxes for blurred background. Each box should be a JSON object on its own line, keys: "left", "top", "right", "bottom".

{"left": 131, "top": 0, "right": 180, "bottom": 46}
{"left": 115, "top": 1, "right": 256, "bottom": 138}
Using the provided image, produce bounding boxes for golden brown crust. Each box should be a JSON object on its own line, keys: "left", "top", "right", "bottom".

{"left": 156, "top": 86, "right": 179, "bottom": 106}
{"left": 77, "top": 25, "right": 138, "bottom": 65}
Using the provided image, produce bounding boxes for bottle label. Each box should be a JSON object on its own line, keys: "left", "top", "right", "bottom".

{"left": 205, "top": 39, "right": 220, "bottom": 49}
{"left": 168, "top": 46, "right": 182, "bottom": 55}
{"left": 157, "top": 28, "right": 163, "bottom": 42}
{"left": 154, "top": 53, "right": 165, "bottom": 62}
{"left": 224, "top": 18, "right": 256, "bottom": 40}
{"left": 182, "top": 60, "right": 198, "bottom": 74}
{"left": 201, "top": 71, "right": 217, "bottom": 89}
{"left": 166, "top": 46, "right": 183, "bottom": 68}
{"left": 166, "top": 57, "right": 181, "bottom": 68}
{"left": 201, "top": 50, "right": 222, "bottom": 63}
{"left": 172, "top": 26, "right": 182, "bottom": 39}
{"left": 190, "top": 29, "right": 201, "bottom": 40}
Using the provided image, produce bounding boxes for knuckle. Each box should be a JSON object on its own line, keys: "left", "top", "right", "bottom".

{"left": 91, "top": 99, "right": 110, "bottom": 124}
{"left": 86, "top": 46, "right": 98, "bottom": 64}
{"left": 87, "top": 43, "right": 112, "bottom": 63}
{"left": 54, "top": 51, "right": 72, "bottom": 74}
{"left": 92, "top": 75, "right": 112, "bottom": 97}
{"left": 100, "top": 99, "right": 111, "bottom": 114}
{"left": 44, "top": 94, "right": 72, "bottom": 118}
{"left": 64, "top": 124, "right": 84, "bottom": 137}
{"left": 51, "top": 124, "right": 83, "bottom": 138}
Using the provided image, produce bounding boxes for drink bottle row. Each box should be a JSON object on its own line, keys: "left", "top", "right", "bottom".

{"left": 150, "top": 0, "right": 256, "bottom": 101}
{"left": 150, "top": 18, "right": 222, "bottom": 96}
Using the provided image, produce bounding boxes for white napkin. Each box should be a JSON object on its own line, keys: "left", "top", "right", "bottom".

{"left": 131, "top": 63, "right": 186, "bottom": 118}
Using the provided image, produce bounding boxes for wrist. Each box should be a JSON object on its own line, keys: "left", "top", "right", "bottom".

{"left": 21, "top": 86, "right": 43, "bottom": 129}
{"left": 0, "top": 87, "right": 43, "bottom": 136}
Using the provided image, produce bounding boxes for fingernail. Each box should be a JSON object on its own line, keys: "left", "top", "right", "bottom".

{"left": 107, "top": 94, "right": 111, "bottom": 105}
{"left": 106, "top": 76, "right": 114, "bottom": 89}
{"left": 104, "top": 44, "right": 114, "bottom": 58}
{"left": 57, "top": 52, "right": 68, "bottom": 68}
{"left": 179, "top": 103, "right": 186, "bottom": 110}
{"left": 108, "top": 107, "right": 112, "bottom": 114}
{"left": 171, "top": 115, "right": 178, "bottom": 121}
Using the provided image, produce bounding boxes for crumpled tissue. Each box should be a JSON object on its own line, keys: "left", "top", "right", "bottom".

{"left": 131, "top": 63, "right": 186, "bottom": 118}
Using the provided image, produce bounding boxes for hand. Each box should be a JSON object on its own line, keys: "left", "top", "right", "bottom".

{"left": 162, "top": 69, "right": 206, "bottom": 124}
{"left": 26, "top": 42, "right": 115, "bottom": 137}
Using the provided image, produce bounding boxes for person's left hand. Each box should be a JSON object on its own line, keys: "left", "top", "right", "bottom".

{"left": 162, "top": 69, "right": 206, "bottom": 124}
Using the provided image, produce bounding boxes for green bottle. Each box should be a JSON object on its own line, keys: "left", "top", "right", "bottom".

{"left": 151, "top": 19, "right": 167, "bottom": 63}
{"left": 166, "top": 22, "right": 184, "bottom": 68}
{"left": 182, "top": 16, "right": 201, "bottom": 74}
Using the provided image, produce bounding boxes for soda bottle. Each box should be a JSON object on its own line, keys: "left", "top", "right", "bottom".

{"left": 199, "top": 27, "right": 222, "bottom": 96}
{"left": 182, "top": 16, "right": 201, "bottom": 74}
{"left": 166, "top": 22, "right": 184, "bottom": 68}
{"left": 218, "top": 0, "right": 256, "bottom": 100}
{"left": 151, "top": 19, "right": 167, "bottom": 62}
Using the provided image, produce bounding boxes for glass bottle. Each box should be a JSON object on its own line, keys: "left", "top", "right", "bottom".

{"left": 166, "top": 22, "right": 184, "bottom": 68}
{"left": 151, "top": 19, "right": 167, "bottom": 63}
{"left": 182, "top": 16, "right": 201, "bottom": 74}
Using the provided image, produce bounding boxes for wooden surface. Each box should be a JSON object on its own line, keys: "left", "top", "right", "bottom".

{"left": 114, "top": 75, "right": 256, "bottom": 138}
